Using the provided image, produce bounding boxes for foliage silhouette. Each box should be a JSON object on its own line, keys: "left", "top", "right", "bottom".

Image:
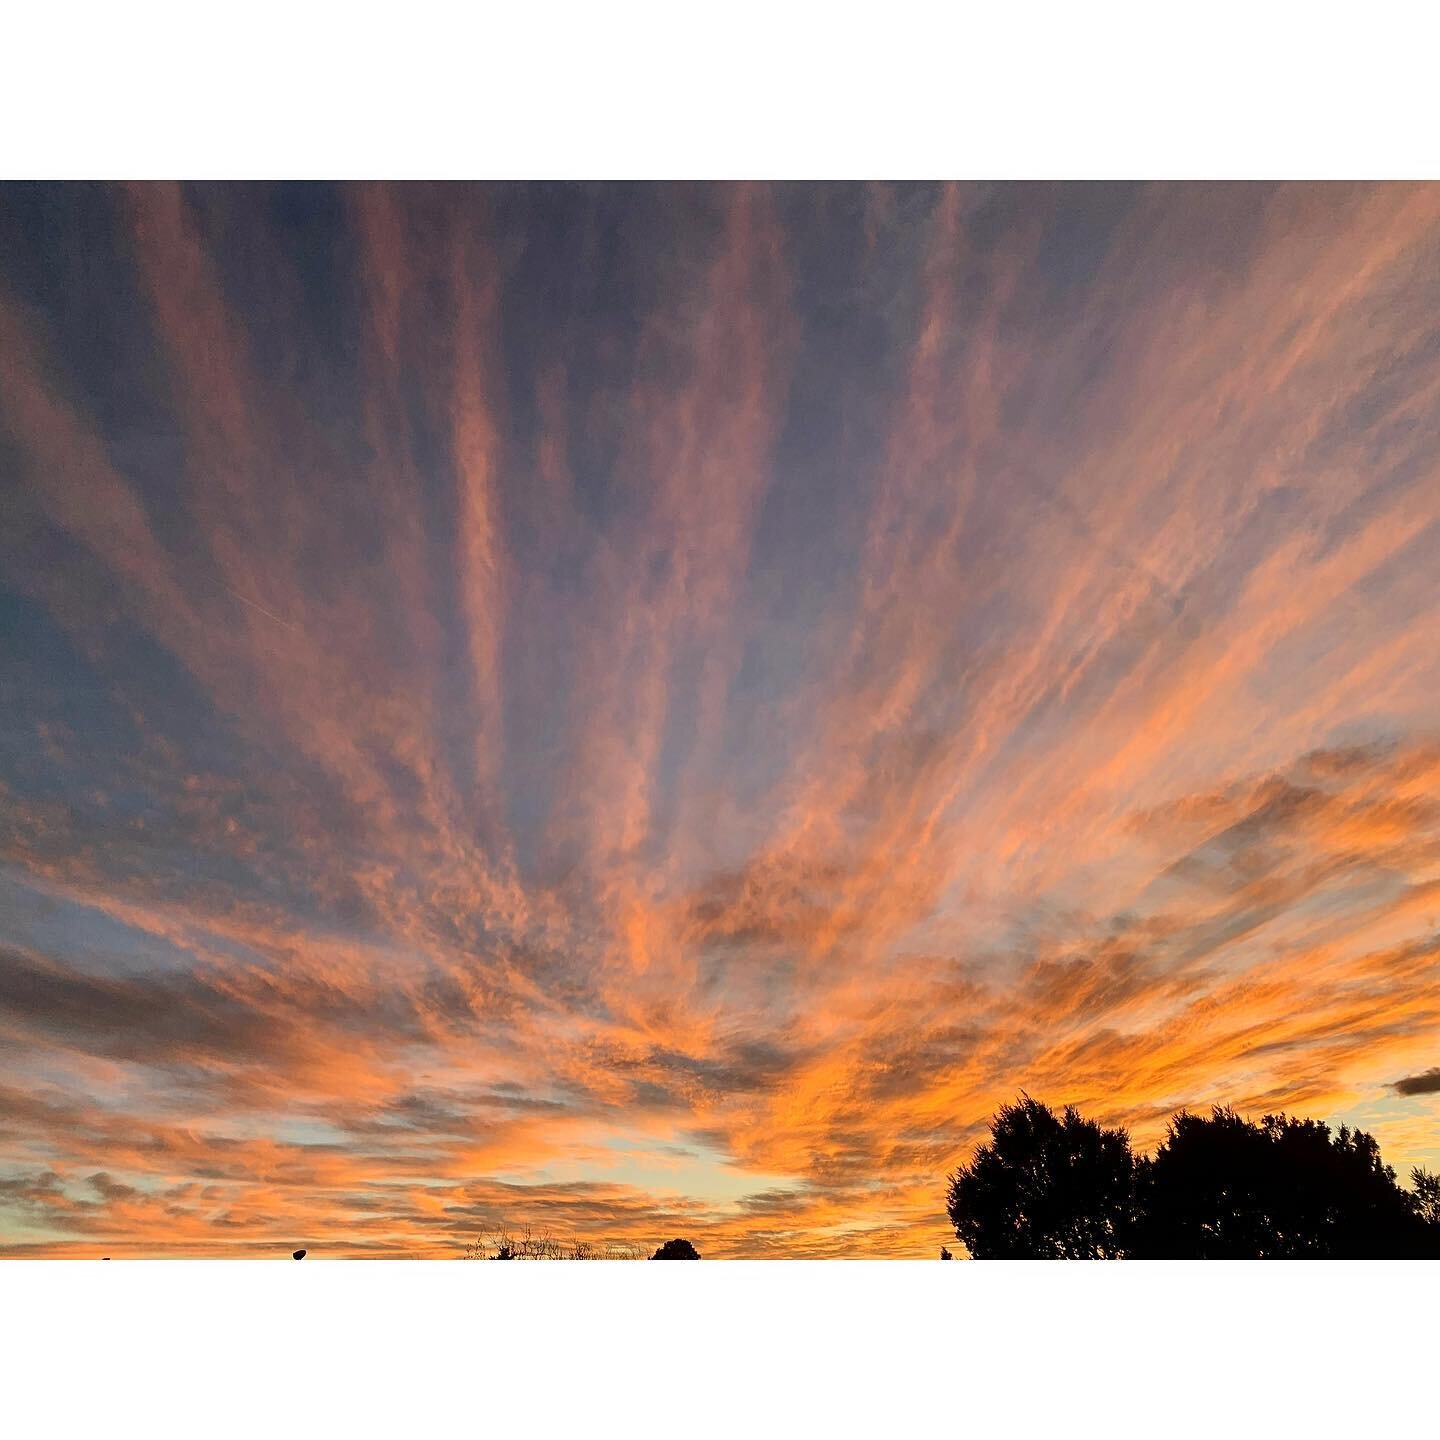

{"left": 1134, "top": 1107, "right": 1439, "bottom": 1258}
{"left": 1412, "top": 1166, "right": 1440, "bottom": 1227}
{"left": 650, "top": 1238, "right": 701, "bottom": 1259}
{"left": 946, "top": 1096, "right": 1138, "bottom": 1258}
{"left": 947, "top": 1098, "right": 1440, "bottom": 1258}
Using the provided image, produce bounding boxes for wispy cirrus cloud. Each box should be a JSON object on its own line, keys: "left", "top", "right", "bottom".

{"left": 2, "top": 183, "right": 1439, "bottom": 1256}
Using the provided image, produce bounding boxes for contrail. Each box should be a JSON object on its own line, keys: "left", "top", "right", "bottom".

{"left": 224, "top": 587, "right": 303, "bottom": 634}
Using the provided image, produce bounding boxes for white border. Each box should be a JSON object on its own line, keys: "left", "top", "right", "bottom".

{"left": 2, "top": 1259, "right": 1431, "bottom": 1434}
{"left": 3, "top": 7, "right": 1436, "bottom": 1432}
{"left": 2, "top": 2, "right": 1437, "bottom": 178}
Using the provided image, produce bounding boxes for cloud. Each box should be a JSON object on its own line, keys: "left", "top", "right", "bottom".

{"left": 1392, "top": 1068, "right": 1440, "bottom": 1097}
{"left": 3, "top": 183, "right": 1440, "bottom": 1255}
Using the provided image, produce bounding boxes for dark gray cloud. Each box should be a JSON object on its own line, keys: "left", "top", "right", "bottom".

{"left": 1392, "top": 1067, "right": 1440, "bottom": 1097}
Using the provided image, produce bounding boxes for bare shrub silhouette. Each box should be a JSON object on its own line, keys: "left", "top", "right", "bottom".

{"left": 465, "top": 1225, "right": 644, "bottom": 1260}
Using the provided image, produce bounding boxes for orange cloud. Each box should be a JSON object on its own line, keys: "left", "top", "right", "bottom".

{"left": 2, "top": 183, "right": 1439, "bottom": 1257}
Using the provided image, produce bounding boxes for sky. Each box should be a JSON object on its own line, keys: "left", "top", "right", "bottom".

{"left": 2, "top": 181, "right": 1439, "bottom": 1258}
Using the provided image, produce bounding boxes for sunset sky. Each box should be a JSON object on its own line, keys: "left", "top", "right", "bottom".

{"left": 2, "top": 181, "right": 1439, "bottom": 1257}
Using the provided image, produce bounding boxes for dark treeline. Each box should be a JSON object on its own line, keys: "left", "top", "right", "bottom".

{"left": 454, "top": 1098, "right": 1438, "bottom": 1261}
{"left": 947, "top": 1096, "right": 1440, "bottom": 1259}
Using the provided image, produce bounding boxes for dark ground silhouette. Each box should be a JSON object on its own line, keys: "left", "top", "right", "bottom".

{"left": 947, "top": 1096, "right": 1440, "bottom": 1258}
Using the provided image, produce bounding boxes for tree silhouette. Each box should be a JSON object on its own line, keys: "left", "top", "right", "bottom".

{"left": 947, "top": 1099, "right": 1440, "bottom": 1258}
{"left": 1134, "top": 1107, "right": 1439, "bottom": 1258}
{"left": 650, "top": 1238, "right": 701, "bottom": 1259}
{"left": 1412, "top": 1166, "right": 1440, "bottom": 1227}
{"left": 945, "top": 1097, "right": 1138, "bottom": 1258}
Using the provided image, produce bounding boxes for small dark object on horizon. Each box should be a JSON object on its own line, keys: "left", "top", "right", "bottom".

{"left": 292, "top": 1248, "right": 306, "bottom": 1260}
{"left": 940, "top": 1246, "right": 952, "bottom": 1259}
{"left": 650, "top": 1238, "right": 701, "bottom": 1259}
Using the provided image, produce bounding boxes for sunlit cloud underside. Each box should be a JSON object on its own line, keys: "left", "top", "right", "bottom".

{"left": 2, "top": 182, "right": 1439, "bottom": 1256}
